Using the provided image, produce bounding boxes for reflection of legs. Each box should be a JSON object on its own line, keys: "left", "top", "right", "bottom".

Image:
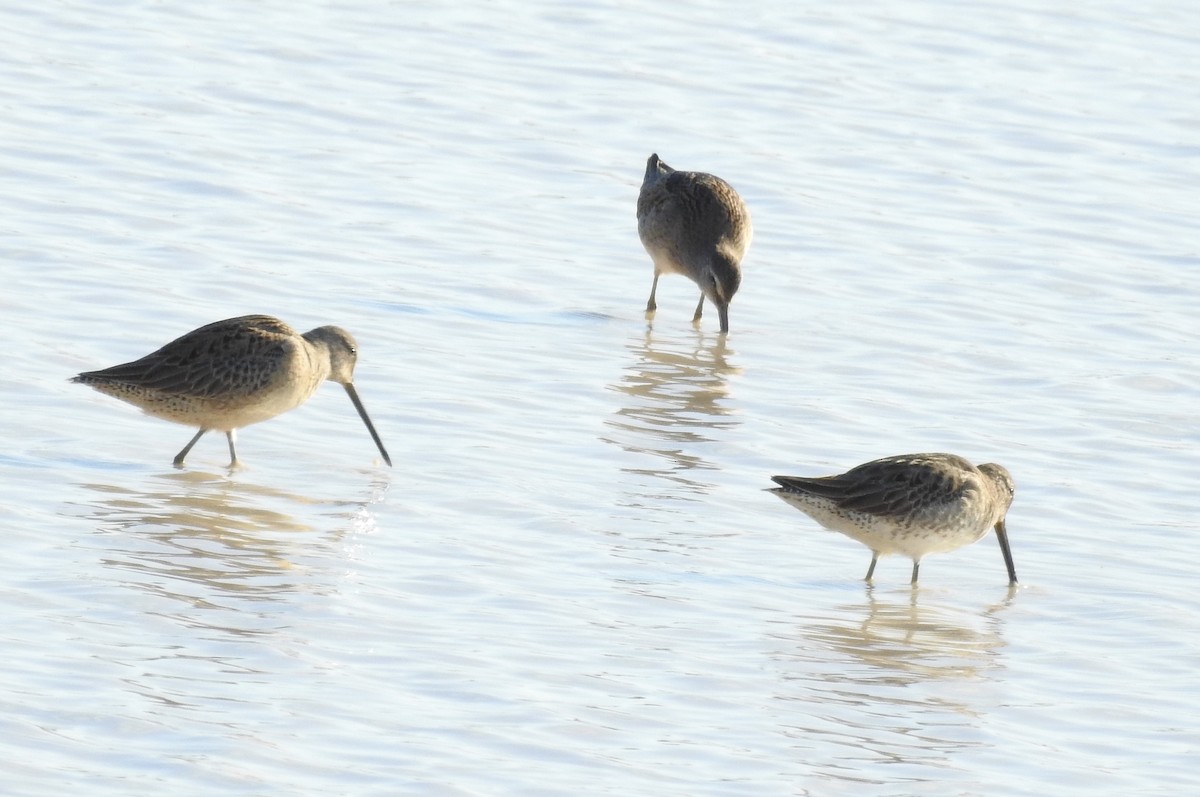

{"left": 865, "top": 553, "right": 878, "bottom": 581}
{"left": 225, "top": 430, "right": 239, "bottom": 467}
{"left": 646, "top": 272, "right": 661, "bottom": 312}
{"left": 174, "top": 428, "right": 208, "bottom": 467}
{"left": 692, "top": 293, "right": 705, "bottom": 322}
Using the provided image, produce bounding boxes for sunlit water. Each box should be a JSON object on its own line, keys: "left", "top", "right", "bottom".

{"left": 3, "top": 1, "right": 1198, "bottom": 794}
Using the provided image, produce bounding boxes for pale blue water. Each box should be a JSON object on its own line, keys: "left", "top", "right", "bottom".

{"left": 2, "top": 0, "right": 1198, "bottom": 794}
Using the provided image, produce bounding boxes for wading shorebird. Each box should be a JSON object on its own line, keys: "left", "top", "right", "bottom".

{"left": 769, "top": 453, "right": 1017, "bottom": 585}
{"left": 636, "top": 153, "right": 751, "bottom": 334}
{"left": 72, "top": 315, "right": 392, "bottom": 468}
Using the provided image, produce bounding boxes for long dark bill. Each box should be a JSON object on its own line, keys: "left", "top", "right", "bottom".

{"left": 717, "top": 301, "right": 730, "bottom": 334}
{"left": 995, "top": 518, "right": 1018, "bottom": 585}
{"left": 342, "top": 383, "right": 392, "bottom": 467}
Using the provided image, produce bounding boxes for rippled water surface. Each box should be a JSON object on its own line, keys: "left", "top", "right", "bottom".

{"left": 3, "top": 1, "right": 1198, "bottom": 794}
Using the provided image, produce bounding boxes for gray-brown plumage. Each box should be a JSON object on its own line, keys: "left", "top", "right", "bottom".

{"left": 769, "top": 453, "right": 1017, "bottom": 585}
{"left": 72, "top": 315, "right": 392, "bottom": 468}
{"left": 637, "top": 153, "right": 751, "bottom": 333}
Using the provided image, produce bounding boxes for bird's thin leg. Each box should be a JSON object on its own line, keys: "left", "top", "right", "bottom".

{"left": 692, "top": 293, "right": 705, "bottom": 322}
{"left": 865, "top": 554, "right": 879, "bottom": 582}
{"left": 646, "top": 272, "right": 660, "bottom": 312}
{"left": 174, "top": 428, "right": 208, "bottom": 467}
{"left": 225, "top": 430, "right": 239, "bottom": 468}
{"left": 910, "top": 560, "right": 921, "bottom": 585}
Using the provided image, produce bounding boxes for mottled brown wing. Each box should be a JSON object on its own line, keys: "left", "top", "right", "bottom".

{"left": 75, "top": 315, "right": 294, "bottom": 399}
{"left": 676, "top": 171, "right": 731, "bottom": 225}
{"left": 773, "top": 456, "right": 972, "bottom": 518}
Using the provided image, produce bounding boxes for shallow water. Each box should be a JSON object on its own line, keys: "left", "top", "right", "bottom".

{"left": 3, "top": 0, "right": 1199, "bottom": 794}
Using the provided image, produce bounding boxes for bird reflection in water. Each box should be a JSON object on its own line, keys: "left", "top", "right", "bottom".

{"left": 602, "top": 329, "right": 742, "bottom": 499}
{"left": 77, "top": 470, "right": 381, "bottom": 605}
{"left": 770, "top": 589, "right": 1016, "bottom": 684}
{"left": 764, "top": 591, "right": 1017, "bottom": 780}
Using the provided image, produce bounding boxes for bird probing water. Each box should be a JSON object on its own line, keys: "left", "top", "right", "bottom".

{"left": 769, "top": 453, "right": 1017, "bottom": 585}
{"left": 72, "top": 315, "right": 392, "bottom": 468}
{"left": 637, "top": 154, "right": 751, "bottom": 334}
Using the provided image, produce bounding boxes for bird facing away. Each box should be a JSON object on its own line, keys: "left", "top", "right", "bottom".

{"left": 636, "top": 153, "right": 752, "bottom": 334}
{"left": 768, "top": 453, "right": 1017, "bottom": 585}
{"left": 72, "top": 315, "right": 392, "bottom": 468}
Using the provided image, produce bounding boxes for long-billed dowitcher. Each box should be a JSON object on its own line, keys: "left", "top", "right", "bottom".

{"left": 637, "top": 153, "right": 752, "bottom": 334}
{"left": 768, "top": 453, "right": 1017, "bottom": 585}
{"left": 72, "top": 315, "right": 392, "bottom": 468}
